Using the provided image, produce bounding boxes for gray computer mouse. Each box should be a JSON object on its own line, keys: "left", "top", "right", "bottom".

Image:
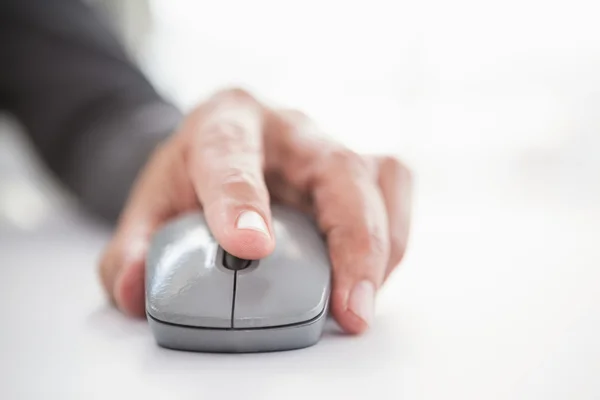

{"left": 145, "top": 204, "right": 331, "bottom": 353}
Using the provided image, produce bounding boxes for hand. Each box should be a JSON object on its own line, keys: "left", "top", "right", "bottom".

{"left": 99, "top": 88, "right": 412, "bottom": 334}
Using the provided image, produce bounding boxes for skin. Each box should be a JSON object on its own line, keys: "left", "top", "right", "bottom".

{"left": 99, "top": 88, "right": 413, "bottom": 334}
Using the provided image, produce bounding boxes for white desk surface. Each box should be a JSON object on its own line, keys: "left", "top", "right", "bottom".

{"left": 1, "top": 119, "right": 599, "bottom": 399}
{"left": 2, "top": 1, "right": 600, "bottom": 398}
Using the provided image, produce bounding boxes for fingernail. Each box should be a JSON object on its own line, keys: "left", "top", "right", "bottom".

{"left": 348, "top": 280, "right": 375, "bottom": 326}
{"left": 236, "top": 210, "right": 270, "bottom": 237}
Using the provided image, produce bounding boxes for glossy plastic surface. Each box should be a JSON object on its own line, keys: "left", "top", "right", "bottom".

{"left": 233, "top": 206, "right": 331, "bottom": 328}
{"left": 146, "top": 213, "right": 235, "bottom": 328}
{"left": 148, "top": 306, "right": 328, "bottom": 353}
{"left": 145, "top": 205, "right": 331, "bottom": 352}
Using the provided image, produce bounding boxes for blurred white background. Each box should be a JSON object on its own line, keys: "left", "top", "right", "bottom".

{"left": 110, "top": 0, "right": 600, "bottom": 207}
{"left": 1, "top": 0, "right": 599, "bottom": 399}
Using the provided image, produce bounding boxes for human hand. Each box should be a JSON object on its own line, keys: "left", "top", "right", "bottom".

{"left": 99, "top": 88, "right": 412, "bottom": 334}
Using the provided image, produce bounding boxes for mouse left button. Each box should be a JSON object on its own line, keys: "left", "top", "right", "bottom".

{"left": 145, "top": 212, "right": 235, "bottom": 328}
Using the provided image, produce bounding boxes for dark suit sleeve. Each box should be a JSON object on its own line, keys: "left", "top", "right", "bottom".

{"left": 0, "top": 0, "right": 183, "bottom": 222}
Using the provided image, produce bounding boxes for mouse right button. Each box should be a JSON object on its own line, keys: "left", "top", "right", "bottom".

{"left": 233, "top": 206, "right": 331, "bottom": 329}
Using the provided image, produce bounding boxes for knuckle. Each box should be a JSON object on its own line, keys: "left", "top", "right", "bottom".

{"left": 326, "top": 148, "right": 369, "bottom": 174}
{"left": 380, "top": 155, "right": 412, "bottom": 183}
{"left": 217, "top": 87, "right": 255, "bottom": 101}
{"left": 330, "top": 148, "right": 362, "bottom": 165}
{"left": 203, "top": 120, "right": 246, "bottom": 142}
{"left": 221, "top": 167, "right": 259, "bottom": 186}
{"left": 219, "top": 168, "right": 268, "bottom": 199}
{"left": 336, "top": 225, "right": 388, "bottom": 259}
{"left": 364, "top": 230, "right": 388, "bottom": 258}
{"left": 277, "top": 108, "right": 310, "bottom": 124}
{"left": 199, "top": 121, "right": 259, "bottom": 156}
{"left": 209, "top": 87, "right": 260, "bottom": 110}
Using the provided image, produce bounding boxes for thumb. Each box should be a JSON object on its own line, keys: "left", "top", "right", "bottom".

{"left": 98, "top": 141, "right": 197, "bottom": 316}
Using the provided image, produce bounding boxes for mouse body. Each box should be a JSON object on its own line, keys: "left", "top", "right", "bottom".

{"left": 145, "top": 205, "right": 331, "bottom": 353}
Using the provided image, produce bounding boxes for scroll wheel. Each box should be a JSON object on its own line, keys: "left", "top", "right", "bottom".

{"left": 223, "top": 251, "right": 252, "bottom": 271}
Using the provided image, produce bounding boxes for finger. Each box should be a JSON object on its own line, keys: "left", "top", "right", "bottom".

{"left": 265, "top": 169, "right": 313, "bottom": 214}
{"left": 99, "top": 141, "right": 197, "bottom": 317}
{"left": 376, "top": 156, "right": 413, "bottom": 281}
{"left": 190, "top": 90, "right": 274, "bottom": 260}
{"left": 311, "top": 150, "right": 390, "bottom": 335}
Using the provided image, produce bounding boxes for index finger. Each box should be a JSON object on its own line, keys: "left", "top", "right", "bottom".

{"left": 188, "top": 89, "right": 274, "bottom": 260}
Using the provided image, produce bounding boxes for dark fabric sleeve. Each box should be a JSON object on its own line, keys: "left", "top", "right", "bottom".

{"left": 0, "top": 0, "right": 183, "bottom": 222}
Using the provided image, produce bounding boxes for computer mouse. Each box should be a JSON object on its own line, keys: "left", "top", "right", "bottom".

{"left": 145, "top": 204, "right": 331, "bottom": 353}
